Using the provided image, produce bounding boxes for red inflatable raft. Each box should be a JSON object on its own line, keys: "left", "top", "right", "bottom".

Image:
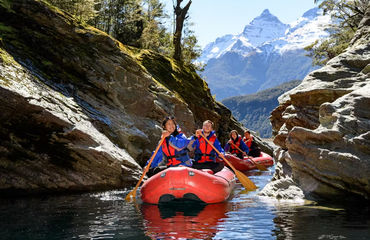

{"left": 220, "top": 152, "right": 274, "bottom": 171}
{"left": 140, "top": 166, "right": 235, "bottom": 204}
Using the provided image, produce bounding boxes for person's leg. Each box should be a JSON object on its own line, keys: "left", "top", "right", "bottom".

{"left": 210, "top": 162, "right": 224, "bottom": 173}
{"left": 249, "top": 149, "right": 261, "bottom": 157}
{"left": 146, "top": 166, "right": 166, "bottom": 177}
{"left": 191, "top": 162, "right": 205, "bottom": 170}
{"left": 191, "top": 162, "right": 224, "bottom": 173}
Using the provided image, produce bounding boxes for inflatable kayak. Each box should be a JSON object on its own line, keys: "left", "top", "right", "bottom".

{"left": 221, "top": 152, "right": 274, "bottom": 171}
{"left": 140, "top": 166, "right": 235, "bottom": 204}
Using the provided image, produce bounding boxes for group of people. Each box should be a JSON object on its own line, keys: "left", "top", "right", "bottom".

{"left": 147, "top": 116, "right": 261, "bottom": 177}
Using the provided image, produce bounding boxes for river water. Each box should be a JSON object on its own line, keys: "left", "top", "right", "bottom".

{"left": 1, "top": 168, "right": 369, "bottom": 239}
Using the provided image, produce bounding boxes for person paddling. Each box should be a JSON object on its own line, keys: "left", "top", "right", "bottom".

{"left": 146, "top": 116, "right": 193, "bottom": 177}
{"left": 242, "top": 130, "right": 261, "bottom": 157}
{"left": 224, "top": 130, "right": 249, "bottom": 159}
{"left": 190, "top": 120, "right": 225, "bottom": 173}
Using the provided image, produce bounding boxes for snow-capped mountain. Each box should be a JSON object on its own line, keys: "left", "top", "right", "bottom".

{"left": 198, "top": 9, "right": 289, "bottom": 63}
{"left": 275, "top": 8, "right": 331, "bottom": 53}
{"left": 242, "top": 9, "right": 289, "bottom": 47}
{"left": 199, "top": 8, "right": 332, "bottom": 100}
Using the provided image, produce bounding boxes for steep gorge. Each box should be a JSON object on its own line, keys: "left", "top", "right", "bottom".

{"left": 0, "top": 0, "right": 272, "bottom": 195}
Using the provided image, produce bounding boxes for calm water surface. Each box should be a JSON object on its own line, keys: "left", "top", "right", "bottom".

{"left": 1, "top": 168, "right": 369, "bottom": 239}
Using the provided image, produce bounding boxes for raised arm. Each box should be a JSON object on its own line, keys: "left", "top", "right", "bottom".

{"left": 168, "top": 133, "right": 192, "bottom": 151}
{"left": 145, "top": 146, "right": 164, "bottom": 168}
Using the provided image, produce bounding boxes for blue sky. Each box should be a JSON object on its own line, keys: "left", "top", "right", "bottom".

{"left": 163, "top": 0, "right": 318, "bottom": 48}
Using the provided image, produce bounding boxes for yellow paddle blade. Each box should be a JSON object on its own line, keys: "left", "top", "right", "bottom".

{"left": 235, "top": 169, "right": 257, "bottom": 190}
{"left": 199, "top": 132, "right": 257, "bottom": 191}
{"left": 255, "top": 164, "right": 268, "bottom": 171}
{"left": 246, "top": 157, "right": 268, "bottom": 171}
{"left": 251, "top": 160, "right": 268, "bottom": 171}
{"left": 125, "top": 137, "right": 165, "bottom": 203}
{"left": 125, "top": 190, "right": 136, "bottom": 202}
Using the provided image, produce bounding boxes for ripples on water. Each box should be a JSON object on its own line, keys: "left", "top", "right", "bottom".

{"left": 0, "top": 168, "right": 369, "bottom": 239}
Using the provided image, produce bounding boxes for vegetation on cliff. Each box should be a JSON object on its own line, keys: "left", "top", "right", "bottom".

{"left": 44, "top": 0, "right": 202, "bottom": 67}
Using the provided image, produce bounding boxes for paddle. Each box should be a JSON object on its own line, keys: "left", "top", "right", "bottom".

{"left": 125, "top": 137, "right": 165, "bottom": 202}
{"left": 199, "top": 132, "right": 257, "bottom": 191}
{"left": 229, "top": 141, "right": 268, "bottom": 171}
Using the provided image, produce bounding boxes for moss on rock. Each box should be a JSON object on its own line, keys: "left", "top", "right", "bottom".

{"left": 0, "top": 47, "right": 15, "bottom": 65}
{"left": 136, "top": 50, "right": 215, "bottom": 118}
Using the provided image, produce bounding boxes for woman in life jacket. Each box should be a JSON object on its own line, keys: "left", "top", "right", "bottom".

{"left": 224, "top": 130, "right": 249, "bottom": 159}
{"left": 146, "top": 116, "right": 194, "bottom": 177}
{"left": 190, "top": 120, "right": 225, "bottom": 173}
{"left": 242, "top": 130, "right": 261, "bottom": 157}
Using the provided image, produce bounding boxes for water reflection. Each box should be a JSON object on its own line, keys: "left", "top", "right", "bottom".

{"left": 141, "top": 201, "right": 228, "bottom": 240}
{"left": 0, "top": 191, "right": 150, "bottom": 240}
{"left": 271, "top": 202, "right": 370, "bottom": 240}
{"left": 1, "top": 166, "right": 369, "bottom": 240}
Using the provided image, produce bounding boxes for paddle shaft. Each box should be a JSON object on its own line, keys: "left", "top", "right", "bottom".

{"left": 199, "top": 132, "right": 257, "bottom": 190}
{"left": 199, "top": 133, "right": 240, "bottom": 176}
{"left": 125, "top": 137, "right": 165, "bottom": 201}
{"left": 229, "top": 141, "right": 249, "bottom": 157}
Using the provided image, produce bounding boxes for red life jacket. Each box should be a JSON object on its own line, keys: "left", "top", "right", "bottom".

{"left": 162, "top": 139, "right": 182, "bottom": 166}
{"left": 243, "top": 136, "right": 252, "bottom": 149}
{"left": 228, "top": 137, "right": 242, "bottom": 154}
{"left": 197, "top": 134, "right": 217, "bottom": 163}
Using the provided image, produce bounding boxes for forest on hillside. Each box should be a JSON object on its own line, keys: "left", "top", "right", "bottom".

{"left": 45, "top": 0, "right": 203, "bottom": 69}
{"left": 42, "top": 0, "right": 368, "bottom": 72}
{"left": 222, "top": 80, "right": 301, "bottom": 138}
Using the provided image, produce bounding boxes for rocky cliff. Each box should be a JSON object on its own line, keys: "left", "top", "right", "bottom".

{"left": 261, "top": 5, "right": 370, "bottom": 201}
{"left": 0, "top": 0, "right": 269, "bottom": 196}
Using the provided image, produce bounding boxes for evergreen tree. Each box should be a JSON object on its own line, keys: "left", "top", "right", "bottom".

{"left": 46, "top": 0, "right": 202, "bottom": 66}
{"left": 92, "top": 0, "right": 143, "bottom": 47}
{"left": 46, "top": 0, "right": 97, "bottom": 22}
{"left": 139, "top": 0, "right": 171, "bottom": 54}
{"left": 182, "top": 21, "right": 203, "bottom": 70}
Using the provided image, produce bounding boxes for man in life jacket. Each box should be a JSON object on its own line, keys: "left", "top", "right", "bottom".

{"left": 243, "top": 130, "right": 261, "bottom": 157}
{"left": 190, "top": 120, "right": 225, "bottom": 173}
{"left": 147, "top": 116, "right": 194, "bottom": 177}
{"left": 224, "top": 130, "right": 249, "bottom": 159}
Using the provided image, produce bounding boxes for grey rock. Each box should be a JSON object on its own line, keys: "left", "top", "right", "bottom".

{"left": 266, "top": 6, "right": 370, "bottom": 200}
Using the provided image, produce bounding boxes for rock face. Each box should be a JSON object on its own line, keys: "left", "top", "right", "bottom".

{"left": 0, "top": 0, "right": 265, "bottom": 195}
{"left": 261, "top": 6, "right": 370, "bottom": 200}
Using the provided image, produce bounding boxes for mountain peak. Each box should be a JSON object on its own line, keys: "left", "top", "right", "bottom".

{"left": 199, "top": 6, "right": 331, "bottom": 64}
{"left": 241, "top": 9, "right": 288, "bottom": 46}
{"left": 252, "top": 9, "right": 282, "bottom": 24}
{"left": 261, "top": 9, "right": 271, "bottom": 16}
